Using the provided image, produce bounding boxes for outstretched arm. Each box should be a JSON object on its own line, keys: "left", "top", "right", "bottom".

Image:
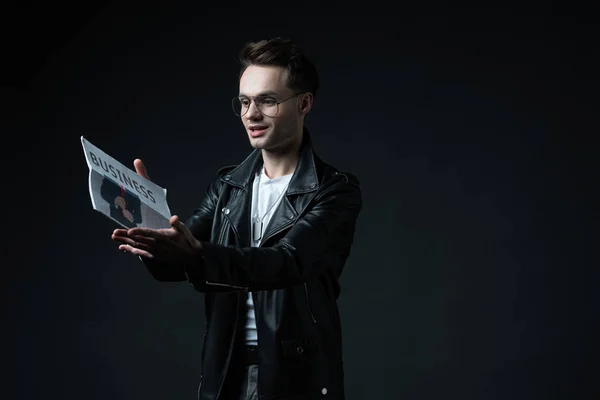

{"left": 118, "top": 176, "right": 362, "bottom": 292}
{"left": 191, "top": 178, "right": 362, "bottom": 291}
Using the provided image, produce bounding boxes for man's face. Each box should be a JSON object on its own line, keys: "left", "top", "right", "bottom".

{"left": 238, "top": 65, "right": 305, "bottom": 151}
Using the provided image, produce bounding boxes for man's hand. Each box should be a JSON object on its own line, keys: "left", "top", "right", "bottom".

{"left": 111, "top": 159, "right": 202, "bottom": 265}
{"left": 112, "top": 215, "right": 203, "bottom": 264}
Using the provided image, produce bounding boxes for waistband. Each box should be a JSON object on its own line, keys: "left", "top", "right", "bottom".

{"left": 232, "top": 345, "right": 259, "bottom": 365}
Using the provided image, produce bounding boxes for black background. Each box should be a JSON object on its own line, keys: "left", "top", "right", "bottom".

{"left": 3, "top": 4, "right": 598, "bottom": 400}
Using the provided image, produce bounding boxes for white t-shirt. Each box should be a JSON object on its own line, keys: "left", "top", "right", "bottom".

{"left": 243, "top": 166, "right": 293, "bottom": 345}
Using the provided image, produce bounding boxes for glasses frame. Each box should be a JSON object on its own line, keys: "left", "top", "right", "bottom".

{"left": 232, "top": 92, "right": 305, "bottom": 118}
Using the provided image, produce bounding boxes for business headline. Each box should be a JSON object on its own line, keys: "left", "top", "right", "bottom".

{"left": 87, "top": 151, "right": 156, "bottom": 204}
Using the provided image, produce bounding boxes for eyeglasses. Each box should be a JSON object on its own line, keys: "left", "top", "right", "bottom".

{"left": 232, "top": 92, "right": 304, "bottom": 117}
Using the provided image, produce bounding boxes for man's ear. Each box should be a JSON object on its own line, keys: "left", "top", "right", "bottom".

{"left": 299, "top": 92, "right": 313, "bottom": 115}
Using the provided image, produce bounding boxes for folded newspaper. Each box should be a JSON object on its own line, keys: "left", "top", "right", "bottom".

{"left": 81, "top": 136, "right": 172, "bottom": 229}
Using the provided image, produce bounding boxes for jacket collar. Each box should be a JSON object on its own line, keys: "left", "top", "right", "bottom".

{"left": 221, "top": 127, "right": 319, "bottom": 195}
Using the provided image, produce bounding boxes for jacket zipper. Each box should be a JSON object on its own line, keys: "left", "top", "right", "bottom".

{"left": 217, "top": 221, "right": 227, "bottom": 245}
{"left": 304, "top": 282, "right": 317, "bottom": 324}
{"left": 196, "top": 375, "right": 203, "bottom": 400}
{"left": 204, "top": 281, "right": 248, "bottom": 290}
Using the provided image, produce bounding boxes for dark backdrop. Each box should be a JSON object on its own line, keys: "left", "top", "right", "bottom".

{"left": 4, "top": 5, "right": 598, "bottom": 400}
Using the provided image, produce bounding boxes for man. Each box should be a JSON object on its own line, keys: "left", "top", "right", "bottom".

{"left": 112, "top": 37, "right": 362, "bottom": 400}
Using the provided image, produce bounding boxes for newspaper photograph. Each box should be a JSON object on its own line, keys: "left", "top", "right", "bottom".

{"left": 81, "top": 136, "right": 172, "bottom": 229}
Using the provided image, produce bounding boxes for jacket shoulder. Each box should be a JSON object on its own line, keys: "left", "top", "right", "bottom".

{"left": 335, "top": 170, "right": 360, "bottom": 188}
{"left": 323, "top": 163, "right": 360, "bottom": 189}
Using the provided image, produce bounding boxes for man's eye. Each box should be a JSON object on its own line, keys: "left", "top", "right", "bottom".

{"left": 261, "top": 98, "right": 277, "bottom": 106}
{"left": 240, "top": 99, "right": 250, "bottom": 106}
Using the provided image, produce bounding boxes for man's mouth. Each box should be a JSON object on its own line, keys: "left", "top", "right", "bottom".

{"left": 249, "top": 125, "right": 268, "bottom": 138}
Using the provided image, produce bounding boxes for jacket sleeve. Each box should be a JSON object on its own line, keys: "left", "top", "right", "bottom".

{"left": 186, "top": 175, "right": 362, "bottom": 291}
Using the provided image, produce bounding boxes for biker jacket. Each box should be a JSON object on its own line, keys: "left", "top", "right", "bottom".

{"left": 144, "top": 129, "right": 362, "bottom": 399}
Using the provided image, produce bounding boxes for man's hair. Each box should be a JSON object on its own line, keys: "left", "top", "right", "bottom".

{"left": 238, "top": 37, "right": 320, "bottom": 98}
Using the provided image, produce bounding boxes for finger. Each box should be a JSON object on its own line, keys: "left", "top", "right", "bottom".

{"left": 127, "top": 227, "right": 173, "bottom": 239}
{"left": 171, "top": 215, "right": 197, "bottom": 245}
{"left": 119, "top": 244, "right": 155, "bottom": 259}
{"left": 112, "top": 231, "right": 132, "bottom": 241}
{"left": 132, "top": 235, "right": 157, "bottom": 247}
{"left": 113, "top": 230, "right": 153, "bottom": 242}
{"left": 112, "top": 233, "right": 129, "bottom": 243}
{"left": 134, "top": 158, "right": 150, "bottom": 180}
{"left": 113, "top": 234, "right": 155, "bottom": 252}
{"left": 113, "top": 228, "right": 129, "bottom": 236}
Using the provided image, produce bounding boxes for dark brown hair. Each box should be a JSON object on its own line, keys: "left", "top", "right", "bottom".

{"left": 238, "top": 37, "right": 320, "bottom": 98}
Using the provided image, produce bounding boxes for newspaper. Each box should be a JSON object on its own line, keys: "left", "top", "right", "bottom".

{"left": 81, "top": 136, "right": 172, "bottom": 229}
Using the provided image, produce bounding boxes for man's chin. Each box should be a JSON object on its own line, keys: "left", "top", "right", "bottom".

{"left": 248, "top": 135, "right": 268, "bottom": 149}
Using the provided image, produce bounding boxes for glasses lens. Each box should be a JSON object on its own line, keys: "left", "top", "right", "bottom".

{"left": 257, "top": 100, "right": 278, "bottom": 117}
{"left": 232, "top": 97, "right": 246, "bottom": 117}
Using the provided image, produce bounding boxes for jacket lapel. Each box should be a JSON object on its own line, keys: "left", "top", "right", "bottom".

{"left": 260, "top": 197, "right": 297, "bottom": 244}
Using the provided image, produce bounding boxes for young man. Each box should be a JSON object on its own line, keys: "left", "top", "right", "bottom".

{"left": 112, "top": 37, "right": 362, "bottom": 400}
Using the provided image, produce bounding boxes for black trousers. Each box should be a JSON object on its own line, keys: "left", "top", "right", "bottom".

{"left": 219, "top": 346, "right": 259, "bottom": 400}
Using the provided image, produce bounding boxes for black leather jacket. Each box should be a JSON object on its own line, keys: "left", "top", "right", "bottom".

{"left": 144, "top": 130, "right": 362, "bottom": 400}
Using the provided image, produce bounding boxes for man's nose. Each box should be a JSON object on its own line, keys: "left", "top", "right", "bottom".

{"left": 246, "top": 100, "right": 262, "bottom": 119}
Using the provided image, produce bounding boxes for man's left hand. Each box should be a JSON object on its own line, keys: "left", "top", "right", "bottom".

{"left": 112, "top": 215, "right": 202, "bottom": 264}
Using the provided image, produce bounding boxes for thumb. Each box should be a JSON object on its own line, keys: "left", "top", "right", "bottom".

{"left": 134, "top": 158, "right": 150, "bottom": 180}
{"left": 170, "top": 215, "right": 197, "bottom": 245}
